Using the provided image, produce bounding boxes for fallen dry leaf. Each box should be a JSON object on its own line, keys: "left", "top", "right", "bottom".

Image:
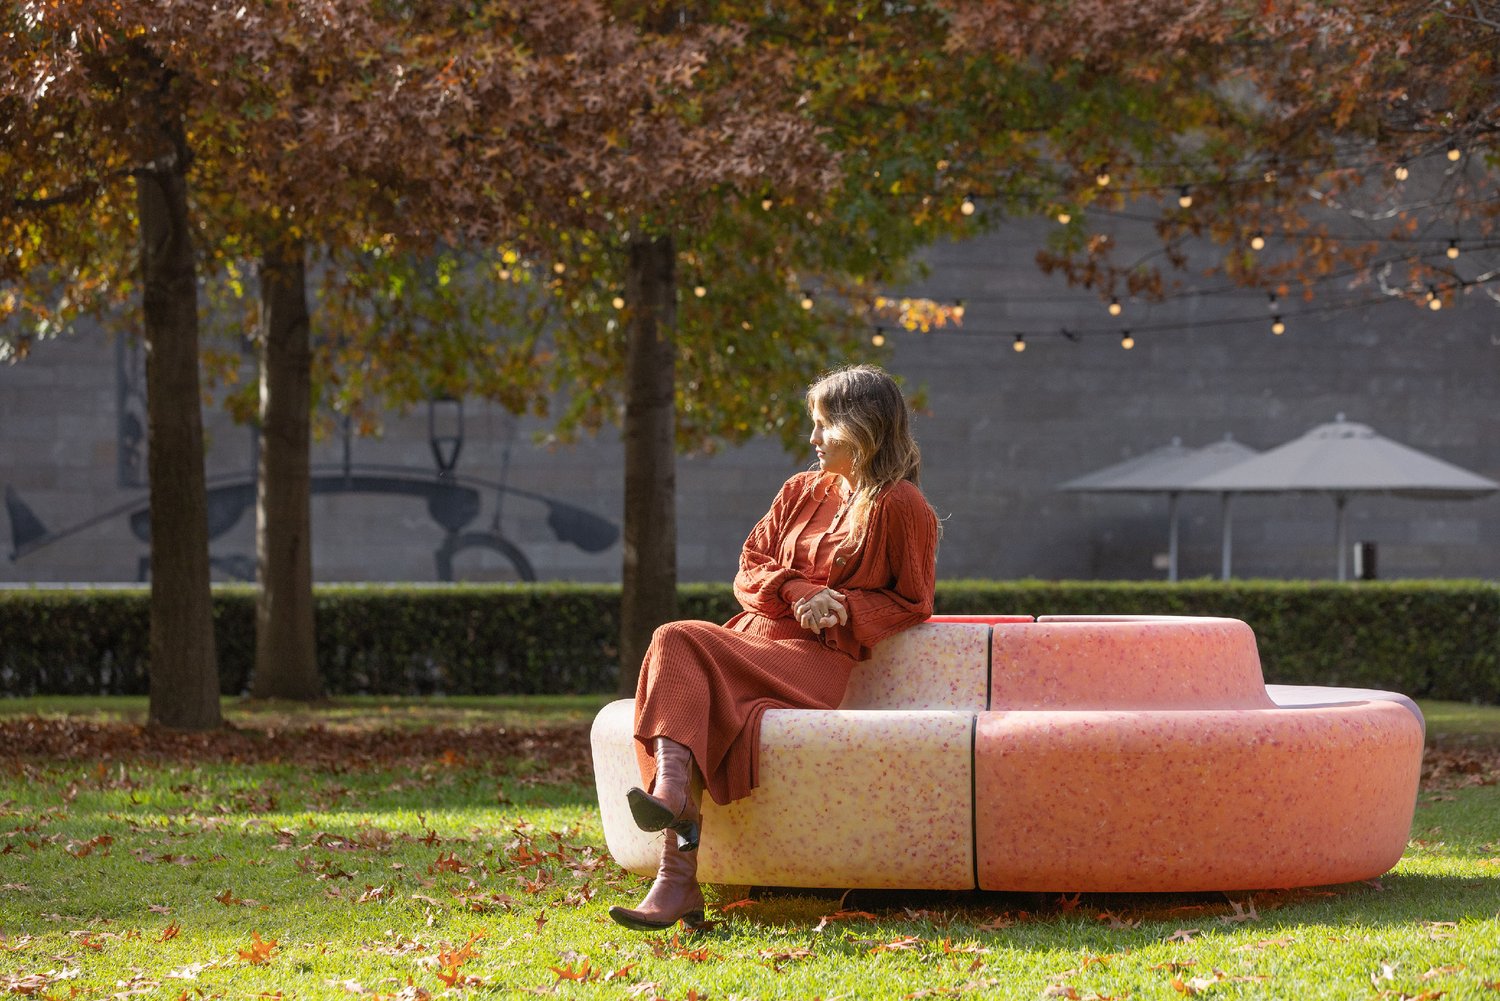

{"left": 813, "top": 909, "right": 879, "bottom": 932}
{"left": 1218, "top": 899, "right": 1258, "bottom": 924}
{"left": 238, "top": 931, "right": 278, "bottom": 965}
{"left": 1420, "top": 964, "right": 1466, "bottom": 980}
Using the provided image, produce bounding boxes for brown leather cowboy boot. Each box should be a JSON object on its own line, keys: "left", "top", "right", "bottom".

{"left": 626, "top": 736, "right": 701, "bottom": 851}
{"left": 607, "top": 832, "right": 707, "bottom": 931}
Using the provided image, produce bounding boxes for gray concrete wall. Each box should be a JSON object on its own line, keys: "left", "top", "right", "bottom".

{"left": 4, "top": 219, "right": 1497, "bottom": 585}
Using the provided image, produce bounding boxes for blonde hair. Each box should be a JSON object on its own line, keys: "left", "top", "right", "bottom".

{"left": 806, "top": 364, "right": 931, "bottom": 544}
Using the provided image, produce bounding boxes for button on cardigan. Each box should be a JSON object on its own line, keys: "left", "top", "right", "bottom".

{"left": 632, "top": 470, "right": 939, "bottom": 806}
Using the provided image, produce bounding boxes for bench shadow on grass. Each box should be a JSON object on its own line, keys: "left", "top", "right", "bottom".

{"left": 727, "top": 872, "right": 1500, "bottom": 932}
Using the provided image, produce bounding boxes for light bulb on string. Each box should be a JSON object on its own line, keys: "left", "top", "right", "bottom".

{"left": 1447, "top": 240, "right": 1460, "bottom": 260}
{"left": 1056, "top": 210, "right": 1072, "bottom": 225}
{"left": 1107, "top": 297, "right": 1122, "bottom": 317}
{"left": 1447, "top": 141, "right": 1462, "bottom": 162}
{"left": 693, "top": 283, "right": 707, "bottom": 298}
{"left": 1267, "top": 291, "right": 1279, "bottom": 311}
{"left": 1394, "top": 162, "right": 1410, "bottom": 181}
{"left": 1095, "top": 167, "right": 1111, "bottom": 187}
{"left": 1427, "top": 286, "right": 1443, "bottom": 310}
{"left": 1271, "top": 315, "right": 1286, "bottom": 335}
{"left": 761, "top": 196, "right": 774, "bottom": 210}
{"left": 800, "top": 291, "right": 814, "bottom": 310}
{"left": 553, "top": 262, "right": 566, "bottom": 274}
{"left": 1177, "top": 185, "right": 1193, "bottom": 209}
{"left": 871, "top": 327, "right": 886, "bottom": 348}
{"left": 952, "top": 299, "right": 966, "bottom": 321}
{"left": 1120, "top": 329, "right": 1135, "bottom": 350}
{"left": 1012, "top": 333, "right": 1026, "bottom": 353}
{"left": 611, "top": 295, "right": 625, "bottom": 310}
{"left": 1250, "top": 231, "right": 1266, "bottom": 251}
{"left": 960, "top": 195, "right": 976, "bottom": 216}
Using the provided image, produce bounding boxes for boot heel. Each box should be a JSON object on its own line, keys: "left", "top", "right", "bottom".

{"left": 672, "top": 819, "right": 700, "bottom": 853}
{"left": 680, "top": 909, "right": 707, "bottom": 930}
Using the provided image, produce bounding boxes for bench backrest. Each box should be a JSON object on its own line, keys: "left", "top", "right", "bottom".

{"left": 994, "top": 616, "right": 1272, "bottom": 710}
{"left": 840, "top": 621, "right": 991, "bottom": 710}
{"left": 841, "top": 615, "right": 1273, "bottom": 711}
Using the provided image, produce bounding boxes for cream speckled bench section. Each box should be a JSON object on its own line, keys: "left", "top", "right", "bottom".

{"left": 591, "top": 614, "right": 1424, "bottom": 892}
{"left": 592, "top": 620, "right": 990, "bottom": 888}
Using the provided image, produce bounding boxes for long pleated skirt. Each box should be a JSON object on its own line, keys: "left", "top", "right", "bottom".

{"left": 632, "top": 611, "right": 856, "bottom": 806}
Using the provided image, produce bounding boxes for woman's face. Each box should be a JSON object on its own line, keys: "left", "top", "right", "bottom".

{"left": 810, "top": 404, "right": 856, "bottom": 482}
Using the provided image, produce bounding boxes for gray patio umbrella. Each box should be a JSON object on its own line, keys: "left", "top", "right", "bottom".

{"left": 1059, "top": 436, "right": 1260, "bottom": 580}
{"left": 1189, "top": 415, "right": 1499, "bottom": 581}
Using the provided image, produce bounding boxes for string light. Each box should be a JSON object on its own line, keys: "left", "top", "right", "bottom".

{"left": 1056, "top": 210, "right": 1072, "bottom": 225}
{"left": 800, "top": 291, "right": 814, "bottom": 310}
{"left": 1427, "top": 286, "right": 1443, "bottom": 310}
{"left": 497, "top": 268, "right": 512, "bottom": 281}
{"left": 1107, "top": 297, "right": 1123, "bottom": 317}
{"left": 1120, "top": 329, "right": 1135, "bottom": 350}
{"left": 871, "top": 327, "right": 886, "bottom": 347}
{"left": 1177, "top": 185, "right": 1193, "bottom": 209}
{"left": 761, "top": 196, "right": 774, "bottom": 210}
{"left": 1394, "top": 162, "right": 1410, "bottom": 181}
{"left": 611, "top": 295, "right": 625, "bottom": 309}
{"left": 1271, "top": 315, "right": 1286, "bottom": 335}
{"left": 1447, "top": 141, "right": 1462, "bottom": 162}
{"left": 1012, "top": 333, "right": 1026, "bottom": 353}
{"left": 552, "top": 262, "right": 566, "bottom": 274}
{"left": 952, "top": 299, "right": 966, "bottom": 320}
{"left": 1267, "top": 292, "right": 1280, "bottom": 311}
{"left": 693, "top": 284, "right": 707, "bottom": 297}
{"left": 960, "top": 195, "right": 976, "bottom": 216}
{"left": 1250, "top": 231, "right": 1266, "bottom": 251}
{"left": 1447, "top": 240, "right": 1460, "bottom": 260}
{"left": 1095, "top": 167, "right": 1111, "bottom": 187}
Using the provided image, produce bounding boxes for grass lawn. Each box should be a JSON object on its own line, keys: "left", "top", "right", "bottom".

{"left": 2, "top": 697, "right": 1497, "bottom": 1000}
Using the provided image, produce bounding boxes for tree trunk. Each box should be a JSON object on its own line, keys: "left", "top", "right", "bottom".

{"left": 617, "top": 234, "right": 678, "bottom": 696}
{"left": 250, "top": 235, "right": 320, "bottom": 700}
{"left": 137, "top": 134, "right": 221, "bottom": 730}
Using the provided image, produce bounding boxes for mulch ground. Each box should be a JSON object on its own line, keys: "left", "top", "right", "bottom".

{"left": 2, "top": 717, "right": 1497, "bottom": 793}
{"left": 0, "top": 716, "right": 595, "bottom": 779}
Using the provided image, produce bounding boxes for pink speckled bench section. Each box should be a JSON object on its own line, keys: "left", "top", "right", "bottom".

{"left": 974, "top": 700, "right": 1423, "bottom": 892}
{"left": 992, "top": 617, "right": 1273, "bottom": 710}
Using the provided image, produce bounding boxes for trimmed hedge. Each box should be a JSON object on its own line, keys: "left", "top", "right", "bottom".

{"left": 1, "top": 580, "right": 1496, "bottom": 702}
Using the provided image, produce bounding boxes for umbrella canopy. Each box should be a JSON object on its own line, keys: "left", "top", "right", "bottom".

{"left": 1102, "top": 436, "right": 1261, "bottom": 493}
{"left": 1190, "top": 415, "right": 1499, "bottom": 580}
{"left": 1057, "top": 438, "right": 1195, "bottom": 492}
{"left": 1059, "top": 436, "right": 1261, "bottom": 580}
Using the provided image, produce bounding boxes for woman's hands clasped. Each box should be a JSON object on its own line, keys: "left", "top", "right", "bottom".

{"left": 794, "top": 588, "right": 847, "bottom": 634}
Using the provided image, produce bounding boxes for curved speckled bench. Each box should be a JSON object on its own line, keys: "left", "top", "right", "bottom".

{"left": 591, "top": 614, "right": 1424, "bottom": 892}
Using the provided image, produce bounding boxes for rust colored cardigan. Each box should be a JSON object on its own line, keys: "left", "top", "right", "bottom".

{"left": 732, "top": 470, "right": 938, "bottom": 661}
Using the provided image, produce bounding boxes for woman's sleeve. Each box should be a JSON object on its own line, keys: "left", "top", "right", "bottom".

{"left": 819, "top": 487, "right": 938, "bottom": 660}
{"left": 733, "top": 475, "right": 818, "bottom": 617}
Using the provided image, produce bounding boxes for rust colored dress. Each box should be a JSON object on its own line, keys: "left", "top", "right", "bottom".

{"left": 632, "top": 470, "right": 939, "bottom": 806}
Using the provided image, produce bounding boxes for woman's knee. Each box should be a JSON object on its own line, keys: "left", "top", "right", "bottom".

{"left": 650, "top": 619, "right": 714, "bottom": 651}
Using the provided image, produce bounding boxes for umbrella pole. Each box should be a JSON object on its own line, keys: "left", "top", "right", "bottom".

{"left": 1219, "top": 492, "right": 1234, "bottom": 580}
{"left": 1167, "top": 491, "right": 1180, "bottom": 582}
{"left": 1335, "top": 493, "right": 1348, "bottom": 582}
